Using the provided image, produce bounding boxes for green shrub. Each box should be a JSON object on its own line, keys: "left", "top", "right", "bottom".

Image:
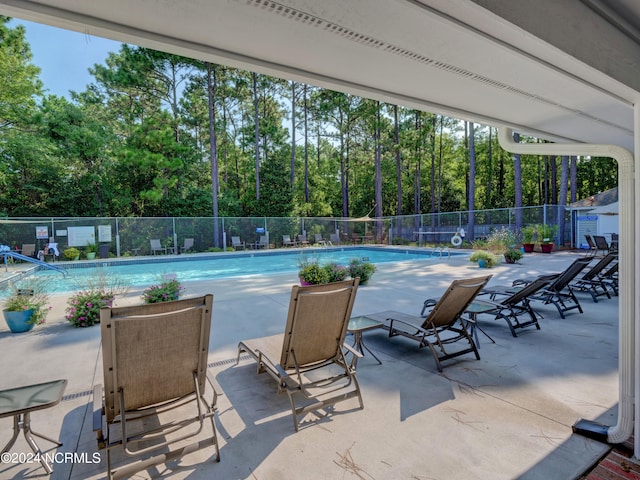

{"left": 298, "top": 261, "right": 330, "bottom": 285}
{"left": 504, "top": 248, "right": 524, "bottom": 264}
{"left": 469, "top": 250, "right": 498, "bottom": 267}
{"left": 63, "top": 247, "right": 80, "bottom": 260}
{"left": 324, "top": 263, "right": 348, "bottom": 283}
{"left": 142, "top": 274, "right": 183, "bottom": 303}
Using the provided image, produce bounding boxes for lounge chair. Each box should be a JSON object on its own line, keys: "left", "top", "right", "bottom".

{"left": 600, "top": 262, "right": 619, "bottom": 296}
{"left": 93, "top": 295, "right": 220, "bottom": 479}
{"left": 329, "top": 233, "right": 340, "bottom": 245}
{"left": 473, "top": 275, "right": 557, "bottom": 337}
{"left": 180, "top": 237, "right": 194, "bottom": 253}
{"left": 297, "top": 234, "right": 310, "bottom": 247}
{"left": 231, "top": 236, "right": 245, "bottom": 250}
{"left": 593, "top": 235, "right": 610, "bottom": 256}
{"left": 282, "top": 235, "right": 297, "bottom": 247}
{"left": 523, "top": 256, "right": 593, "bottom": 319}
{"left": 237, "top": 279, "right": 362, "bottom": 431}
{"left": 570, "top": 253, "right": 617, "bottom": 302}
{"left": 314, "top": 233, "right": 327, "bottom": 246}
{"left": 584, "top": 235, "right": 597, "bottom": 256}
{"left": 150, "top": 239, "right": 166, "bottom": 255}
{"left": 386, "top": 275, "right": 491, "bottom": 372}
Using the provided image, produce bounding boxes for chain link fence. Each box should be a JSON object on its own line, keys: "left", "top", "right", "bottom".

{"left": 0, "top": 205, "right": 572, "bottom": 258}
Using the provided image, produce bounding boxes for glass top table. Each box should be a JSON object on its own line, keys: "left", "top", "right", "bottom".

{"left": 347, "top": 316, "right": 384, "bottom": 365}
{"left": 0, "top": 379, "right": 67, "bottom": 474}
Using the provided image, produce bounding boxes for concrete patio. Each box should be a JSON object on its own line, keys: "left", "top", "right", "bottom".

{"left": 0, "top": 250, "right": 620, "bottom": 479}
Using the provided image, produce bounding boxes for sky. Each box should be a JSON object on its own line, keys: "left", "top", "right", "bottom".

{"left": 14, "top": 19, "right": 122, "bottom": 98}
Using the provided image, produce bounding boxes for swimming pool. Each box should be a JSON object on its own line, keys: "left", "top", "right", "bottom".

{"left": 29, "top": 247, "right": 465, "bottom": 294}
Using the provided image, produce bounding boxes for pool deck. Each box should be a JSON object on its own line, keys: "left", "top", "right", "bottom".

{"left": 0, "top": 249, "right": 624, "bottom": 479}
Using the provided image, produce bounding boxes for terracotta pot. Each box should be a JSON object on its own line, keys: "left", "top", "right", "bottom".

{"left": 522, "top": 243, "right": 535, "bottom": 253}
{"left": 540, "top": 243, "right": 554, "bottom": 253}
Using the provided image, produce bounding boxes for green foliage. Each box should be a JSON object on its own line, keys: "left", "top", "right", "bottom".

{"left": 142, "top": 275, "right": 183, "bottom": 303}
{"left": 469, "top": 250, "right": 498, "bottom": 268}
{"left": 2, "top": 278, "right": 51, "bottom": 325}
{"left": 0, "top": 23, "right": 618, "bottom": 218}
{"left": 504, "top": 248, "right": 524, "bottom": 264}
{"left": 538, "top": 224, "right": 558, "bottom": 243}
{"left": 348, "top": 258, "right": 376, "bottom": 284}
{"left": 324, "top": 263, "right": 348, "bottom": 283}
{"left": 85, "top": 242, "right": 98, "bottom": 253}
{"left": 63, "top": 247, "right": 80, "bottom": 260}
{"left": 520, "top": 225, "right": 538, "bottom": 243}
{"left": 298, "top": 261, "right": 330, "bottom": 285}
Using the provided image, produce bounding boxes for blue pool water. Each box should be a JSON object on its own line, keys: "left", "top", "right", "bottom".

{"left": 32, "top": 247, "right": 464, "bottom": 293}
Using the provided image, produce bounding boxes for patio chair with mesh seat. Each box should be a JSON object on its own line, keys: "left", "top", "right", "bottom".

{"left": 282, "top": 235, "right": 297, "bottom": 247}
{"left": 584, "top": 235, "right": 598, "bottom": 256}
{"left": 231, "top": 236, "right": 245, "bottom": 250}
{"left": 180, "top": 237, "right": 194, "bottom": 253}
{"left": 570, "top": 253, "right": 617, "bottom": 302}
{"left": 593, "top": 235, "right": 610, "bottom": 256}
{"left": 386, "top": 275, "right": 491, "bottom": 372}
{"left": 237, "top": 279, "right": 362, "bottom": 431}
{"left": 297, "top": 234, "right": 310, "bottom": 247}
{"left": 93, "top": 294, "right": 220, "bottom": 480}
{"left": 314, "top": 233, "right": 327, "bottom": 246}
{"left": 472, "top": 274, "right": 557, "bottom": 337}
{"left": 149, "top": 239, "right": 166, "bottom": 255}
{"left": 527, "top": 256, "right": 593, "bottom": 319}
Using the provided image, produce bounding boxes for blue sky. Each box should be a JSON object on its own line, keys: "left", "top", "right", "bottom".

{"left": 14, "top": 19, "right": 122, "bottom": 98}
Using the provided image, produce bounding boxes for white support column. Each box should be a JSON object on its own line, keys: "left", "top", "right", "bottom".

{"left": 498, "top": 127, "right": 635, "bottom": 448}
{"left": 635, "top": 101, "right": 640, "bottom": 459}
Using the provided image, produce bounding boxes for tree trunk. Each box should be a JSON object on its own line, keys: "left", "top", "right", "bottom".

{"left": 206, "top": 62, "right": 220, "bottom": 248}
{"left": 394, "top": 105, "right": 402, "bottom": 216}
{"left": 290, "top": 81, "right": 296, "bottom": 188}
{"left": 467, "top": 122, "right": 476, "bottom": 240}
{"left": 252, "top": 72, "right": 260, "bottom": 200}
{"left": 513, "top": 132, "right": 523, "bottom": 231}
{"left": 558, "top": 155, "right": 569, "bottom": 246}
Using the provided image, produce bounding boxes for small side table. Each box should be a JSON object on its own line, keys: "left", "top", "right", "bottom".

{"left": 347, "top": 316, "right": 384, "bottom": 365}
{"left": 464, "top": 301, "right": 497, "bottom": 347}
{"left": 0, "top": 379, "right": 67, "bottom": 474}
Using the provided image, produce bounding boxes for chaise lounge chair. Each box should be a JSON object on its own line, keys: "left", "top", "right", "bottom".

{"left": 314, "top": 233, "right": 327, "bottom": 246}
{"left": 516, "top": 256, "right": 592, "bottom": 319}
{"left": 93, "top": 295, "right": 220, "bottom": 480}
{"left": 386, "top": 275, "right": 491, "bottom": 372}
{"left": 472, "top": 274, "right": 557, "bottom": 337}
{"left": 570, "top": 253, "right": 617, "bottom": 302}
{"left": 297, "top": 234, "right": 310, "bottom": 247}
{"left": 237, "top": 279, "right": 362, "bottom": 431}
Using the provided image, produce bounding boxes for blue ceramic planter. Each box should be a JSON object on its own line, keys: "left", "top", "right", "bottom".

{"left": 3, "top": 309, "right": 35, "bottom": 333}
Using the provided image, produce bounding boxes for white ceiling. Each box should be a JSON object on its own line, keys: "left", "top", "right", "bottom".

{"left": 0, "top": 0, "right": 638, "bottom": 151}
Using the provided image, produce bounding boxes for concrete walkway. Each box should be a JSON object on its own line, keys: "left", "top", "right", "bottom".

{"left": 0, "top": 250, "right": 621, "bottom": 479}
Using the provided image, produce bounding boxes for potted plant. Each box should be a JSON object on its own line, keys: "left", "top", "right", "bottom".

{"left": 2, "top": 279, "right": 51, "bottom": 333}
{"left": 323, "top": 263, "right": 348, "bottom": 283}
{"left": 298, "top": 260, "right": 330, "bottom": 285}
{"left": 469, "top": 250, "right": 498, "bottom": 268}
{"left": 348, "top": 258, "right": 376, "bottom": 285}
{"left": 504, "top": 248, "right": 524, "bottom": 264}
{"left": 142, "top": 274, "right": 184, "bottom": 303}
{"left": 64, "top": 247, "right": 81, "bottom": 261}
{"left": 85, "top": 242, "right": 98, "bottom": 260}
{"left": 520, "top": 225, "right": 537, "bottom": 253}
{"left": 538, "top": 224, "right": 558, "bottom": 253}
